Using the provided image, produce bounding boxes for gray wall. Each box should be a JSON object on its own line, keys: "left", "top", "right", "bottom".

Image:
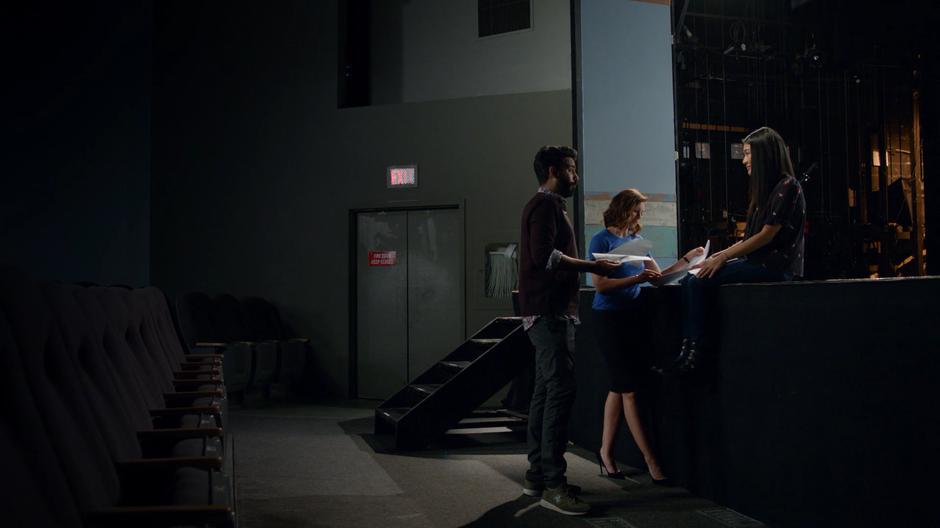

{"left": 579, "top": 0, "right": 677, "bottom": 264}
{"left": 372, "top": 0, "right": 571, "bottom": 104}
{"left": 2, "top": 2, "right": 152, "bottom": 286}
{"left": 152, "top": 0, "right": 572, "bottom": 397}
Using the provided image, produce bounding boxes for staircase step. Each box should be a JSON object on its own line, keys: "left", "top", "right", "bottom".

{"left": 469, "top": 338, "right": 501, "bottom": 346}
{"left": 408, "top": 384, "right": 442, "bottom": 395}
{"left": 373, "top": 316, "right": 533, "bottom": 449}
{"left": 445, "top": 426, "right": 515, "bottom": 435}
{"left": 440, "top": 360, "right": 472, "bottom": 370}
{"left": 378, "top": 407, "right": 410, "bottom": 422}
{"left": 451, "top": 417, "right": 524, "bottom": 429}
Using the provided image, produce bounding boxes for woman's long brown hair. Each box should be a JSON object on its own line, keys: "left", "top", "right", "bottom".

{"left": 603, "top": 189, "right": 648, "bottom": 234}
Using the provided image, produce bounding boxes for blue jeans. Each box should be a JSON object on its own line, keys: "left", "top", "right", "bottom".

{"left": 681, "top": 259, "right": 791, "bottom": 339}
{"left": 525, "top": 316, "right": 577, "bottom": 488}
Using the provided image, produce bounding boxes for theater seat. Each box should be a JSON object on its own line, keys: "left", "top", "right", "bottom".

{"left": 0, "top": 310, "right": 83, "bottom": 528}
{"left": 0, "top": 265, "right": 235, "bottom": 526}
{"left": 243, "top": 296, "right": 309, "bottom": 391}
{"left": 177, "top": 291, "right": 251, "bottom": 396}
{"left": 215, "top": 293, "right": 278, "bottom": 395}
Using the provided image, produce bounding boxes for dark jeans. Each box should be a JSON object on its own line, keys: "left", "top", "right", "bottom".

{"left": 525, "top": 316, "right": 577, "bottom": 488}
{"left": 682, "top": 258, "right": 791, "bottom": 339}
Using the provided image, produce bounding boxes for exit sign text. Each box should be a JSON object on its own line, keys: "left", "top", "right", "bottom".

{"left": 387, "top": 165, "right": 418, "bottom": 188}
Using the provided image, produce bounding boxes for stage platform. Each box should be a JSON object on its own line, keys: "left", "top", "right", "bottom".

{"left": 566, "top": 277, "right": 940, "bottom": 527}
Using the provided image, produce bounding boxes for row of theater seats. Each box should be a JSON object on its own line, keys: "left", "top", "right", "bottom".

{"left": 174, "top": 292, "right": 309, "bottom": 399}
{"left": 0, "top": 265, "right": 235, "bottom": 527}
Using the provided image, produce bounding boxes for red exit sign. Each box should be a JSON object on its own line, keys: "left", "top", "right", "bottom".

{"left": 368, "top": 250, "right": 398, "bottom": 266}
{"left": 387, "top": 165, "right": 417, "bottom": 188}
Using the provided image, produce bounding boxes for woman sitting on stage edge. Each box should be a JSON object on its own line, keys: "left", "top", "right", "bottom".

{"left": 589, "top": 189, "right": 703, "bottom": 484}
{"left": 675, "top": 126, "right": 807, "bottom": 372}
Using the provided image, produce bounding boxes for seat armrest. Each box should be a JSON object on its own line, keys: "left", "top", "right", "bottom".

{"left": 194, "top": 341, "right": 227, "bottom": 348}
{"left": 164, "top": 390, "right": 223, "bottom": 405}
{"left": 150, "top": 406, "right": 220, "bottom": 417}
{"left": 173, "top": 370, "right": 221, "bottom": 379}
{"left": 150, "top": 406, "right": 222, "bottom": 428}
{"left": 117, "top": 455, "right": 223, "bottom": 472}
{"left": 86, "top": 505, "right": 233, "bottom": 527}
{"left": 165, "top": 389, "right": 223, "bottom": 397}
{"left": 185, "top": 353, "right": 224, "bottom": 360}
{"left": 138, "top": 427, "right": 223, "bottom": 440}
{"left": 173, "top": 379, "right": 221, "bottom": 389}
{"left": 178, "top": 363, "right": 221, "bottom": 371}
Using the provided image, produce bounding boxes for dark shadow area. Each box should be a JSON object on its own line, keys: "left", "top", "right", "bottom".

{"left": 460, "top": 496, "right": 595, "bottom": 528}
{"left": 346, "top": 414, "right": 529, "bottom": 457}
{"left": 3, "top": 1, "right": 152, "bottom": 286}
{"left": 460, "top": 483, "right": 747, "bottom": 528}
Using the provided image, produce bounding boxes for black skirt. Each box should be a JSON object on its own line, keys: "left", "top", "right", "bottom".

{"left": 592, "top": 307, "right": 650, "bottom": 393}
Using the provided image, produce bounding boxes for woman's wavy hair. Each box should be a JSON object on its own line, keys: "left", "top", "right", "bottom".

{"left": 603, "top": 189, "right": 647, "bottom": 234}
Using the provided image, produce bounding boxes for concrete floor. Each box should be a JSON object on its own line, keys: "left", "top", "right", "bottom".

{"left": 231, "top": 402, "right": 766, "bottom": 528}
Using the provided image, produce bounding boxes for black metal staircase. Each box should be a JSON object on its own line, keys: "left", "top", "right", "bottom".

{"left": 374, "top": 317, "right": 534, "bottom": 449}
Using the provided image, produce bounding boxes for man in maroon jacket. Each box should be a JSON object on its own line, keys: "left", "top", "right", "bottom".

{"left": 519, "top": 145, "right": 617, "bottom": 515}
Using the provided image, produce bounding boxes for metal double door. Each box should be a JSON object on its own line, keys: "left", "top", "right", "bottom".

{"left": 356, "top": 208, "right": 464, "bottom": 399}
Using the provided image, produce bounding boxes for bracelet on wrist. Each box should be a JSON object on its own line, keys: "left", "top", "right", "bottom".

{"left": 681, "top": 256, "right": 689, "bottom": 263}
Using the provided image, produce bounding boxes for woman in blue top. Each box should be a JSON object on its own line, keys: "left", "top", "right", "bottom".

{"left": 589, "top": 189, "right": 703, "bottom": 484}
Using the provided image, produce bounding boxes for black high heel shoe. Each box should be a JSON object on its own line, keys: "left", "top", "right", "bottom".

{"left": 650, "top": 474, "right": 673, "bottom": 487}
{"left": 647, "top": 462, "right": 673, "bottom": 486}
{"left": 594, "top": 451, "right": 626, "bottom": 480}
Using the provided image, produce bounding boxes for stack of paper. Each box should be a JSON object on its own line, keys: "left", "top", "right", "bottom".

{"left": 591, "top": 253, "right": 652, "bottom": 264}
{"left": 592, "top": 237, "right": 655, "bottom": 264}
{"left": 611, "top": 238, "right": 653, "bottom": 256}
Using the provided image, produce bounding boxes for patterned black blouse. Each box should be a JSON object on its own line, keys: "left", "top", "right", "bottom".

{"left": 744, "top": 175, "right": 807, "bottom": 277}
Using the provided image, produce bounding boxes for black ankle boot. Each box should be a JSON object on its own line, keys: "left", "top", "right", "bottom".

{"left": 674, "top": 338, "right": 700, "bottom": 373}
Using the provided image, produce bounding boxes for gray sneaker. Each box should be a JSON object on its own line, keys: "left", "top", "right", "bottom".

{"left": 539, "top": 485, "right": 590, "bottom": 515}
{"left": 522, "top": 479, "right": 581, "bottom": 498}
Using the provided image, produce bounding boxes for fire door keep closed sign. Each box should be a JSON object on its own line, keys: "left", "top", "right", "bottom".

{"left": 368, "top": 250, "right": 397, "bottom": 266}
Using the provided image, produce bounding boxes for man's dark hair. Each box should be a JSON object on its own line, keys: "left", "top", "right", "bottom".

{"left": 533, "top": 145, "right": 578, "bottom": 184}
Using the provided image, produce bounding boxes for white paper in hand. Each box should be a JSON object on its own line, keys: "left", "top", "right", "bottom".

{"left": 688, "top": 240, "right": 710, "bottom": 267}
{"left": 610, "top": 237, "right": 653, "bottom": 256}
{"left": 592, "top": 253, "right": 652, "bottom": 263}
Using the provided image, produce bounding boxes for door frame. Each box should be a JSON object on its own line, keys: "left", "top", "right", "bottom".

{"left": 348, "top": 203, "right": 465, "bottom": 399}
